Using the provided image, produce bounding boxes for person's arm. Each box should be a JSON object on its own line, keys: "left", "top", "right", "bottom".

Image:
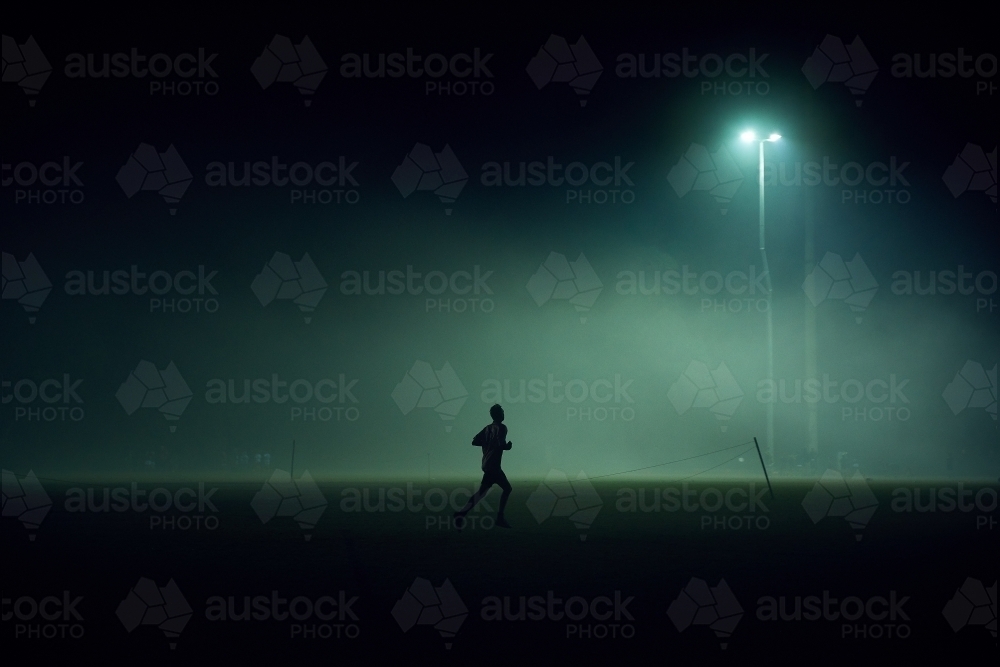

{"left": 504, "top": 440, "right": 512, "bottom": 450}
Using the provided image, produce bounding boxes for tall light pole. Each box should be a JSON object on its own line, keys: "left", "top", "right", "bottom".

{"left": 741, "top": 130, "right": 781, "bottom": 464}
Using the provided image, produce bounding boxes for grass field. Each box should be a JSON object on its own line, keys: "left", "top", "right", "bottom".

{"left": 4, "top": 477, "right": 996, "bottom": 661}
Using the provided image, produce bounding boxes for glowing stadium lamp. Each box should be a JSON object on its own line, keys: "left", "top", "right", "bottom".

{"left": 739, "top": 129, "right": 782, "bottom": 464}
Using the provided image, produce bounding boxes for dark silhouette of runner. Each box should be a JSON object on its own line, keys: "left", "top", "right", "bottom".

{"left": 455, "top": 404, "right": 512, "bottom": 529}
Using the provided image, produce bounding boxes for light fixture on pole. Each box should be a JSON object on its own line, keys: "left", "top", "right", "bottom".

{"left": 741, "top": 130, "right": 780, "bottom": 464}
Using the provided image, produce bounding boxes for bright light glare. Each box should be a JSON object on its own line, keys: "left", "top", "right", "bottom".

{"left": 740, "top": 130, "right": 756, "bottom": 143}
{"left": 768, "top": 133, "right": 782, "bottom": 142}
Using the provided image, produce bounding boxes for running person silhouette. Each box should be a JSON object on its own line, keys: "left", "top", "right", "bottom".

{"left": 454, "top": 403, "right": 512, "bottom": 529}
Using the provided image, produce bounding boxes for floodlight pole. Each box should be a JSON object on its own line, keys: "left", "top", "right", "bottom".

{"left": 758, "top": 140, "right": 774, "bottom": 465}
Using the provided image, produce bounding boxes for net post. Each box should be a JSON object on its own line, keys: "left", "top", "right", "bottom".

{"left": 754, "top": 437, "right": 774, "bottom": 499}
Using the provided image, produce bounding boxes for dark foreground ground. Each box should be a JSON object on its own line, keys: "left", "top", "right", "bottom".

{"left": 3, "top": 477, "right": 997, "bottom": 663}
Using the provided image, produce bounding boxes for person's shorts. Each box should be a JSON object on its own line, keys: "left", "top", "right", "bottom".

{"left": 480, "top": 468, "right": 511, "bottom": 490}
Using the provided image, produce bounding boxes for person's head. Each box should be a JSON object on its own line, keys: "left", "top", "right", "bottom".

{"left": 490, "top": 404, "right": 504, "bottom": 423}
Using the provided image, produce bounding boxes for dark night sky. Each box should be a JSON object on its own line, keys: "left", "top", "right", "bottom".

{"left": 3, "top": 3, "right": 997, "bottom": 480}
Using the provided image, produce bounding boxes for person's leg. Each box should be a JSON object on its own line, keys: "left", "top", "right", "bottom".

{"left": 456, "top": 472, "right": 495, "bottom": 518}
{"left": 495, "top": 470, "right": 512, "bottom": 527}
